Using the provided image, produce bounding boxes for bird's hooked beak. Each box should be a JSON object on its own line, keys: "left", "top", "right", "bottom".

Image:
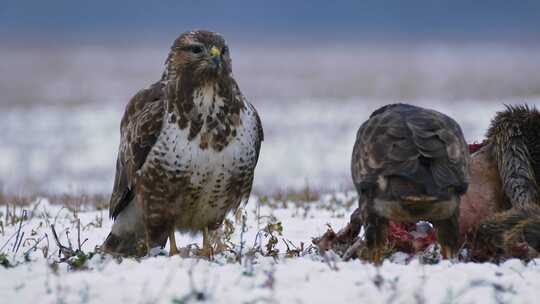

{"left": 209, "top": 46, "right": 221, "bottom": 67}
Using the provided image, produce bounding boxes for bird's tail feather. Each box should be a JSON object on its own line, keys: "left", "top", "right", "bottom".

{"left": 387, "top": 174, "right": 451, "bottom": 204}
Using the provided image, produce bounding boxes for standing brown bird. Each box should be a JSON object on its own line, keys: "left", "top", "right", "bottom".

{"left": 351, "top": 103, "right": 470, "bottom": 262}
{"left": 101, "top": 30, "right": 263, "bottom": 257}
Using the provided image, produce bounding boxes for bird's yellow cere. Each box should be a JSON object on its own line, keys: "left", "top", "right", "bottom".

{"left": 210, "top": 46, "right": 221, "bottom": 57}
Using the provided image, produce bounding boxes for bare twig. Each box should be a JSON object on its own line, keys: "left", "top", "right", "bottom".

{"left": 43, "top": 234, "right": 50, "bottom": 258}
{"left": 51, "top": 224, "right": 74, "bottom": 258}
{"left": 14, "top": 231, "right": 25, "bottom": 254}
{"left": 238, "top": 212, "right": 247, "bottom": 263}
{"left": 53, "top": 207, "right": 67, "bottom": 226}
{"left": 0, "top": 228, "right": 22, "bottom": 253}
{"left": 65, "top": 230, "right": 73, "bottom": 250}
{"left": 77, "top": 219, "right": 81, "bottom": 250}
{"left": 23, "top": 234, "right": 48, "bottom": 256}
{"left": 11, "top": 210, "right": 26, "bottom": 252}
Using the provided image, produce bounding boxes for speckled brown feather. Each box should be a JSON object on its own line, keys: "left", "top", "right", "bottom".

{"left": 109, "top": 82, "right": 165, "bottom": 219}
{"left": 103, "top": 30, "right": 263, "bottom": 256}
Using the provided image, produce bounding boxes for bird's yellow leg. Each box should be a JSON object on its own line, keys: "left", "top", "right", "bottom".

{"left": 169, "top": 229, "right": 179, "bottom": 256}
{"left": 441, "top": 245, "right": 455, "bottom": 260}
{"left": 199, "top": 227, "right": 214, "bottom": 259}
{"left": 371, "top": 247, "right": 383, "bottom": 265}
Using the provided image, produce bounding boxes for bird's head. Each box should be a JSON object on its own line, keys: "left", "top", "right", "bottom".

{"left": 162, "top": 30, "right": 232, "bottom": 84}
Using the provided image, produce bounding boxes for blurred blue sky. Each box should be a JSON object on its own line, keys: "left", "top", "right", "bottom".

{"left": 1, "top": 0, "right": 540, "bottom": 43}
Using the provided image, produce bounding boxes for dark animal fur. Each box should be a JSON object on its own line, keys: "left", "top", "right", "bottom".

{"left": 474, "top": 105, "right": 540, "bottom": 260}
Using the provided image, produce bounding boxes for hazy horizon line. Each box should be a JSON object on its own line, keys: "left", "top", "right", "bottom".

{"left": 2, "top": 29, "right": 540, "bottom": 48}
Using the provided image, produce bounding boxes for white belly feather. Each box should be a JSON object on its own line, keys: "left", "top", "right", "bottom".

{"left": 146, "top": 86, "right": 260, "bottom": 231}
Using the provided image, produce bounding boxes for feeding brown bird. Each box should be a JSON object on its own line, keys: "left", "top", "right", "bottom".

{"left": 101, "top": 30, "right": 263, "bottom": 257}
{"left": 350, "top": 103, "right": 470, "bottom": 262}
{"left": 316, "top": 104, "right": 540, "bottom": 262}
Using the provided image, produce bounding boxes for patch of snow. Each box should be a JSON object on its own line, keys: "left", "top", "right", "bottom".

{"left": 1, "top": 195, "right": 539, "bottom": 303}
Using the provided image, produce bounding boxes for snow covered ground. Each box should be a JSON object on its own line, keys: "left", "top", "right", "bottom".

{"left": 1, "top": 194, "right": 540, "bottom": 304}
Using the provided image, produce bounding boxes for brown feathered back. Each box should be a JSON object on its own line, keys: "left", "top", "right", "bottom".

{"left": 352, "top": 103, "right": 470, "bottom": 200}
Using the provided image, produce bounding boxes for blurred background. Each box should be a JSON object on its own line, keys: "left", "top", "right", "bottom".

{"left": 1, "top": 0, "right": 540, "bottom": 195}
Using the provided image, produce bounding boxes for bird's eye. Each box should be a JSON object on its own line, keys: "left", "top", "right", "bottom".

{"left": 190, "top": 45, "right": 203, "bottom": 54}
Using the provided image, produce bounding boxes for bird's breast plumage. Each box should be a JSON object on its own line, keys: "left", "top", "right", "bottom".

{"left": 139, "top": 85, "right": 261, "bottom": 232}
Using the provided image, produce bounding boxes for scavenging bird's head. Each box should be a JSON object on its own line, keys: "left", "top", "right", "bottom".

{"left": 162, "top": 30, "right": 232, "bottom": 83}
